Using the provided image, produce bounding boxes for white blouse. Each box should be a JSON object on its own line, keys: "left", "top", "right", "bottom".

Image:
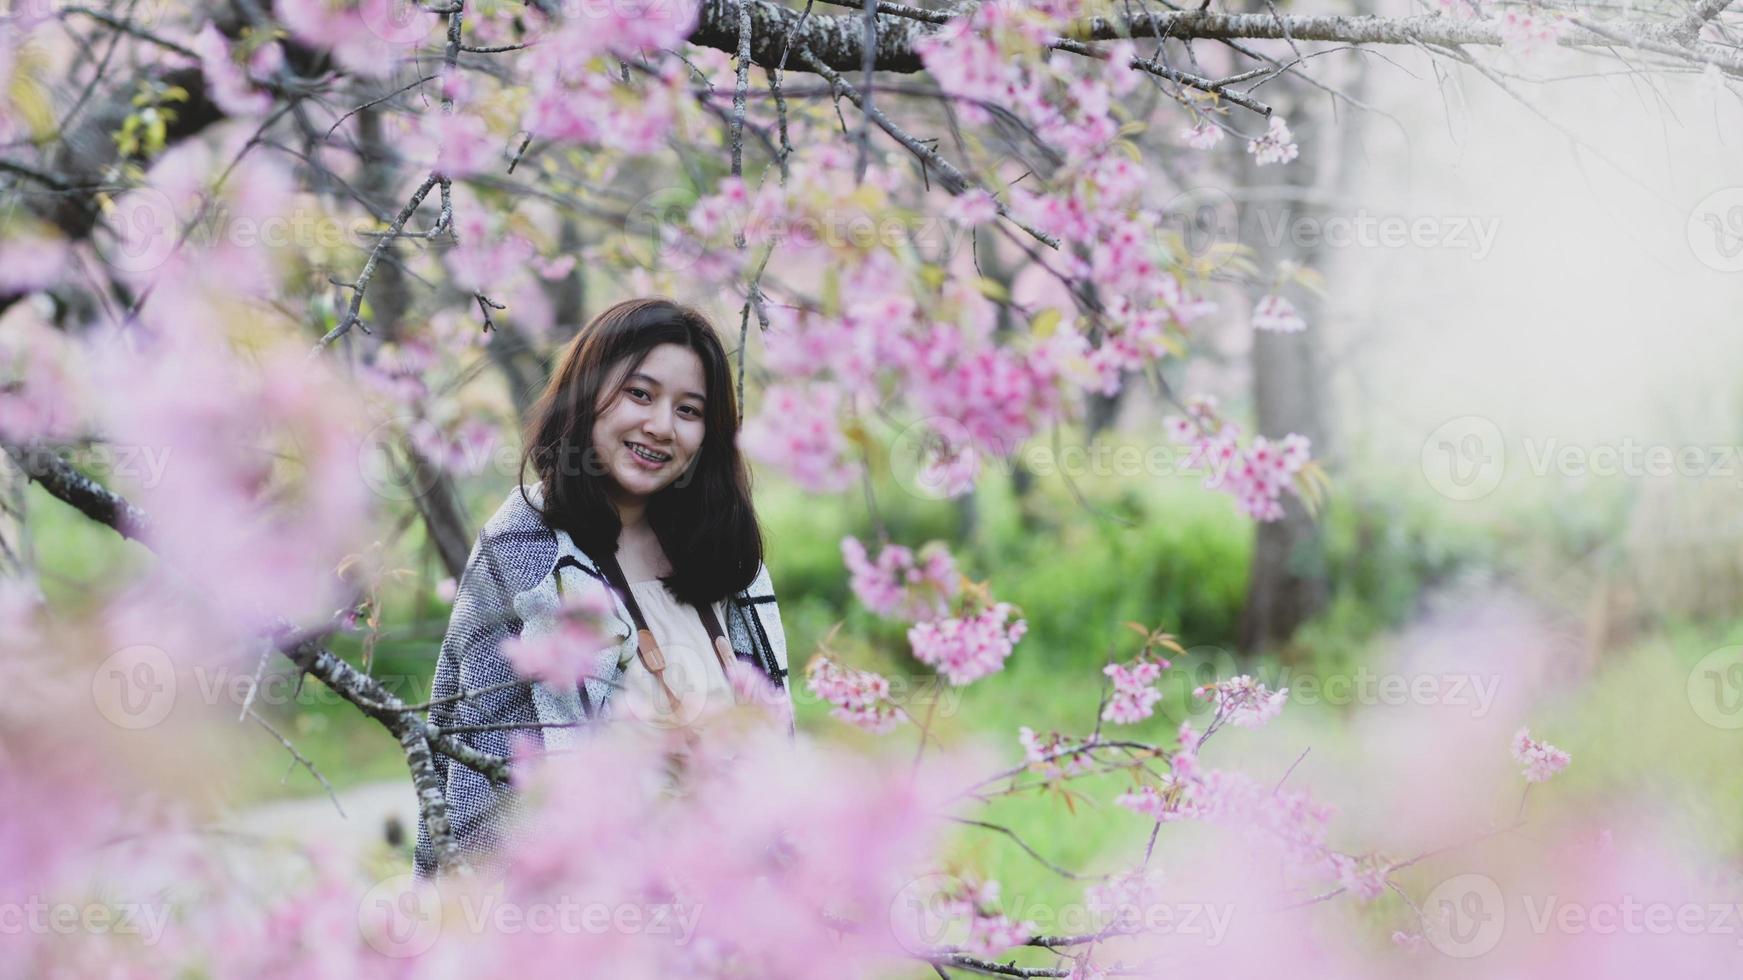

{"left": 607, "top": 579, "right": 736, "bottom": 732}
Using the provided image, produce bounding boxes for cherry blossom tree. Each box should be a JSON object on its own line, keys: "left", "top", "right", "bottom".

{"left": 2, "top": 0, "right": 1738, "bottom": 975}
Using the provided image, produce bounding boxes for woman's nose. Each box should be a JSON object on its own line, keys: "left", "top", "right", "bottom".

{"left": 641, "top": 403, "right": 676, "bottom": 440}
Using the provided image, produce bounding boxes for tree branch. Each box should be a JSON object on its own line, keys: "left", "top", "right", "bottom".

{"left": 5, "top": 444, "right": 512, "bottom": 876}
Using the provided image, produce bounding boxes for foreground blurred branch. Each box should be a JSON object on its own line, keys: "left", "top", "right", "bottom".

{"left": 1, "top": 439, "right": 513, "bottom": 877}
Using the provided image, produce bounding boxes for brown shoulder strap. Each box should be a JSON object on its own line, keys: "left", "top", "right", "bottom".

{"left": 594, "top": 551, "right": 734, "bottom": 715}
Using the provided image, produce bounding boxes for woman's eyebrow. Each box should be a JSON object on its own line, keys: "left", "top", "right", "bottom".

{"left": 627, "top": 372, "right": 706, "bottom": 403}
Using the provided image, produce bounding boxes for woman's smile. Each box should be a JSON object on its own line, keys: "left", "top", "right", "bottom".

{"left": 625, "top": 441, "right": 672, "bottom": 468}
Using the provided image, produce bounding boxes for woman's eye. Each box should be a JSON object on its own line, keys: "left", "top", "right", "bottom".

{"left": 627, "top": 387, "right": 649, "bottom": 400}
{"left": 681, "top": 406, "right": 702, "bottom": 418}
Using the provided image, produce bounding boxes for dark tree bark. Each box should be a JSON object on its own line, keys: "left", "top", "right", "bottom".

{"left": 1232, "top": 69, "right": 1366, "bottom": 655}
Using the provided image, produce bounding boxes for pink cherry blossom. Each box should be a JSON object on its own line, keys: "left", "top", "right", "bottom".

{"left": 1332, "top": 853, "right": 1390, "bottom": 901}
{"left": 1247, "top": 115, "right": 1300, "bottom": 166}
{"left": 0, "top": 231, "right": 69, "bottom": 294}
{"left": 0, "top": 32, "right": 20, "bottom": 143}
{"left": 841, "top": 536, "right": 959, "bottom": 622}
{"left": 740, "top": 383, "right": 863, "bottom": 494}
{"left": 907, "top": 601, "right": 1026, "bottom": 686}
{"left": 1101, "top": 657, "right": 1166, "bottom": 725}
{"left": 1117, "top": 765, "right": 1340, "bottom": 885}
{"left": 0, "top": 315, "right": 81, "bottom": 442}
{"left": 805, "top": 655, "right": 904, "bottom": 734}
{"left": 943, "top": 188, "right": 1000, "bottom": 226}
{"left": 1498, "top": 10, "right": 1564, "bottom": 58}
{"left": 1182, "top": 120, "right": 1226, "bottom": 149}
{"left": 1165, "top": 396, "right": 1314, "bottom": 521}
{"left": 518, "top": 22, "right": 695, "bottom": 154}
{"left": 1101, "top": 39, "right": 1141, "bottom": 96}
{"left": 917, "top": 434, "right": 981, "bottom": 499}
{"left": 1511, "top": 726, "right": 1572, "bottom": 782}
{"left": 1083, "top": 866, "right": 1167, "bottom": 930}
{"left": 1018, "top": 726, "right": 1094, "bottom": 781}
{"left": 190, "top": 22, "right": 279, "bottom": 117}
{"left": 1195, "top": 674, "right": 1289, "bottom": 728}
{"left": 496, "top": 718, "right": 983, "bottom": 976}
{"left": 1252, "top": 294, "right": 1307, "bottom": 333}
{"left": 502, "top": 575, "right": 616, "bottom": 684}
{"left": 441, "top": 204, "right": 537, "bottom": 294}
{"left": 419, "top": 109, "right": 498, "bottom": 179}
{"left": 274, "top": 0, "right": 438, "bottom": 79}
{"left": 92, "top": 329, "right": 374, "bottom": 638}
{"left": 935, "top": 877, "right": 1036, "bottom": 958}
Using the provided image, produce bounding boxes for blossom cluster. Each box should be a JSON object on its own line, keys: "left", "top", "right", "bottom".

{"left": 836, "top": 536, "right": 1024, "bottom": 689}
{"left": 805, "top": 655, "right": 904, "bottom": 734}
{"left": 500, "top": 0, "right": 701, "bottom": 154}
{"left": 1101, "top": 656, "right": 1168, "bottom": 725}
{"left": 738, "top": 383, "right": 863, "bottom": 494}
{"left": 1117, "top": 721, "right": 1346, "bottom": 887}
{"left": 1082, "top": 867, "right": 1167, "bottom": 931}
{"left": 1018, "top": 726, "right": 1094, "bottom": 781}
{"left": 935, "top": 877, "right": 1036, "bottom": 958}
{"left": 712, "top": 21, "right": 1236, "bottom": 503}
{"left": 188, "top": 22, "right": 283, "bottom": 117}
{"left": 1511, "top": 726, "right": 1572, "bottom": 783}
{"left": 1194, "top": 674, "right": 1290, "bottom": 729}
{"left": 1331, "top": 853, "right": 1392, "bottom": 901}
{"left": 1247, "top": 116, "right": 1301, "bottom": 166}
{"left": 1164, "top": 395, "right": 1313, "bottom": 522}
{"left": 908, "top": 602, "right": 1027, "bottom": 687}
{"left": 729, "top": 246, "right": 1074, "bottom": 499}
{"left": 840, "top": 536, "right": 960, "bottom": 622}
{"left": 1181, "top": 120, "right": 1225, "bottom": 150}
{"left": 275, "top": 0, "right": 437, "bottom": 79}
{"left": 1251, "top": 294, "right": 1308, "bottom": 333}
{"left": 1498, "top": 9, "right": 1565, "bottom": 58}
{"left": 913, "top": 0, "right": 1117, "bottom": 160}
{"left": 502, "top": 576, "right": 618, "bottom": 684}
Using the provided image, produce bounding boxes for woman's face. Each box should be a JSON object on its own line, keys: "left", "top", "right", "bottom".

{"left": 590, "top": 343, "right": 708, "bottom": 504}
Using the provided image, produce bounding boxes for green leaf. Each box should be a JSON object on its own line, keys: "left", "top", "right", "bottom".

{"left": 1030, "top": 307, "right": 1062, "bottom": 338}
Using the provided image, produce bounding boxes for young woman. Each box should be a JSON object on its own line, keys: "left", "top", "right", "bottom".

{"left": 413, "top": 298, "right": 793, "bottom": 880}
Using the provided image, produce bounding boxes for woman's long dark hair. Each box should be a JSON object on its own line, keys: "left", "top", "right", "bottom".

{"left": 519, "top": 298, "right": 763, "bottom": 605}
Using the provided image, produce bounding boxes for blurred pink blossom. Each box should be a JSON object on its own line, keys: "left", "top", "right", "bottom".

{"left": 908, "top": 602, "right": 1026, "bottom": 686}
{"left": 1511, "top": 725, "right": 1572, "bottom": 782}
{"left": 840, "top": 535, "right": 959, "bottom": 622}
{"left": 805, "top": 655, "right": 904, "bottom": 734}
{"left": 1253, "top": 293, "right": 1308, "bottom": 333}
{"left": 1247, "top": 115, "right": 1300, "bottom": 166}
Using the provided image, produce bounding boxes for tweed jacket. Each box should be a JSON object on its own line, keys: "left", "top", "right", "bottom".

{"left": 412, "top": 484, "right": 793, "bottom": 880}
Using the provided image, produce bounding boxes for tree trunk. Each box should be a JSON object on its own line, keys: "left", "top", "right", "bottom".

{"left": 1233, "top": 71, "right": 1366, "bottom": 655}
